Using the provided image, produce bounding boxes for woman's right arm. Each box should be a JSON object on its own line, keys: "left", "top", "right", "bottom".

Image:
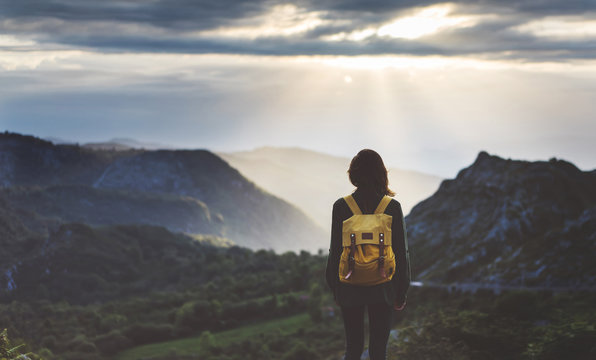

{"left": 325, "top": 200, "right": 343, "bottom": 293}
{"left": 391, "top": 201, "right": 411, "bottom": 309}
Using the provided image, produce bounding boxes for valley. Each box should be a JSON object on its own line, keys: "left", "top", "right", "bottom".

{"left": 1, "top": 132, "right": 595, "bottom": 359}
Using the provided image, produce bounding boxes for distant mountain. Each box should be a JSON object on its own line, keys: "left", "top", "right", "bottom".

{"left": 82, "top": 141, "right": 134, "bottom": 151}
{"left": 44, "top": 135, "right": 173, "bottom": 150}
{"left": 407, "top": 151, "right": 596, "bottom": 287}
{"left": 0, "top": 132, "right": 325, "bottom": 253}
{"left": 83, "top": 137, "right": 174, "bottom": 151}
{"left": 43, "top": 136, "right": 77, "bottom": 145}
{"left": 218, "top": 147, "right": 442, "bottom": 229}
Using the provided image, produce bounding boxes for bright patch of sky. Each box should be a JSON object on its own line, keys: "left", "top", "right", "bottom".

{"left": 515, "top": 17, "right": 596, "bottom": 39}
{"left": 325, "top": 4, "right": 487, "bottom": 41}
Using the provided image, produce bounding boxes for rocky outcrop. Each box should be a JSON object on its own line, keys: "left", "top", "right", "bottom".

{"left": 407, "top": 151, "right": 596, "bottom": 287}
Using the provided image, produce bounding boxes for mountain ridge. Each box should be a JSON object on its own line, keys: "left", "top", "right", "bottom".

{"left": 407, "top": 151, "right": 596, "bottom": 287}
{"left": 0, "top": 132, "right": 325, "bottom": 253}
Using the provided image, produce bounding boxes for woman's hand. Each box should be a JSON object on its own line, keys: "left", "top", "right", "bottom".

{"left": 394, "top": 300, "right": 406, "bottom": 311}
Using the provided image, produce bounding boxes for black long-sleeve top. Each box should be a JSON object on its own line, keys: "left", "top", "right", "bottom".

{"left": 325, "top": 189, "right": 411, "bottom": 307}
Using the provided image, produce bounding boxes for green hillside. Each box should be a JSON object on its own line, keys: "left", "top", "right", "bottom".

{"left": 115, "top": 314, "right": 311, "bottom": 360}
{"left": 0, "top": 221, "right": 328, "bottom": 359}
{"left": 1, "top": 223, "right": 231, "bottom": 304}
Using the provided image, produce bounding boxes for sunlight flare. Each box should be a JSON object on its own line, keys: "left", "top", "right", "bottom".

{"left": 377, "top": 4, "right": 475, "bottom": 39}
{"left": 323, "top": 3, "right": 483, "bottom": 42}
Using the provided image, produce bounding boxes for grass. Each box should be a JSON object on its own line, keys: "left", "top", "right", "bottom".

{"left": 114, "top": 313, "right": 311, "bottom": 360}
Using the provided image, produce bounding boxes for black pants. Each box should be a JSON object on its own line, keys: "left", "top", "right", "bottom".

{"left": 341, "top": 302, "right": 392, "bottom": 360}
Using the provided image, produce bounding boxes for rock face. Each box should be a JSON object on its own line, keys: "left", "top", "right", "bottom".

{"left": 407, "top": 151, "right": 596, "bottom": 287}
{"left": 0, "top": 132, "right": 325, "bottom": 253}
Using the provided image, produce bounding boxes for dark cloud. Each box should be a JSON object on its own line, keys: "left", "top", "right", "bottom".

{"left": 1, "top": 0, "right": 595, "bottom": 61}
{"left": 307, "top": 0, "right": 440, "bottom": 13}
{"left": 487, "top": 0, "right": 596, "bottom": 15}
{"left": 0, "top": 0, "right": 264, "bottom": 30}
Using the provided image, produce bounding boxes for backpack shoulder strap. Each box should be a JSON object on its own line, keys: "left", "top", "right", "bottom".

{"left": 374, "top": 195, "right": 392, "bottom": 214}
{"left": 343, "top": 195, "right": 362, "bottom": 215}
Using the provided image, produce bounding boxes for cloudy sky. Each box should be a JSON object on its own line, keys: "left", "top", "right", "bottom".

{"left": 1, "top": 0, "right": 595, "bottom": 177}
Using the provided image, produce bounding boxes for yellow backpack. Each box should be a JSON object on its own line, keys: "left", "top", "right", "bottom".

{"left": 339, "top": 194, "right": 396, "bottom": 286}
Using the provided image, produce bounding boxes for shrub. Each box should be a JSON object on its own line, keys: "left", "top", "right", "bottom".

{"left": 198, "top": 330, "right": 217, "bottom": 355}
{"left": 40, "top": 335, "right": 57, "bottom": 350}
{"left": 64, "top": 334, "right": 98, "bottom": 353}
{"left": 174, "top": 302, "right": 196, "bottom": 329}
{"left": 38, "top": 347, "right": 54, "bottom": 358}
{"left": 94, "top": 330, "right": 132, "bottom": 356}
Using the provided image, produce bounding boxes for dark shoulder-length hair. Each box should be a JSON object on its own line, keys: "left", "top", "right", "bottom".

{"left": 348, "top": 149, "right": 395, "bottom": 197}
